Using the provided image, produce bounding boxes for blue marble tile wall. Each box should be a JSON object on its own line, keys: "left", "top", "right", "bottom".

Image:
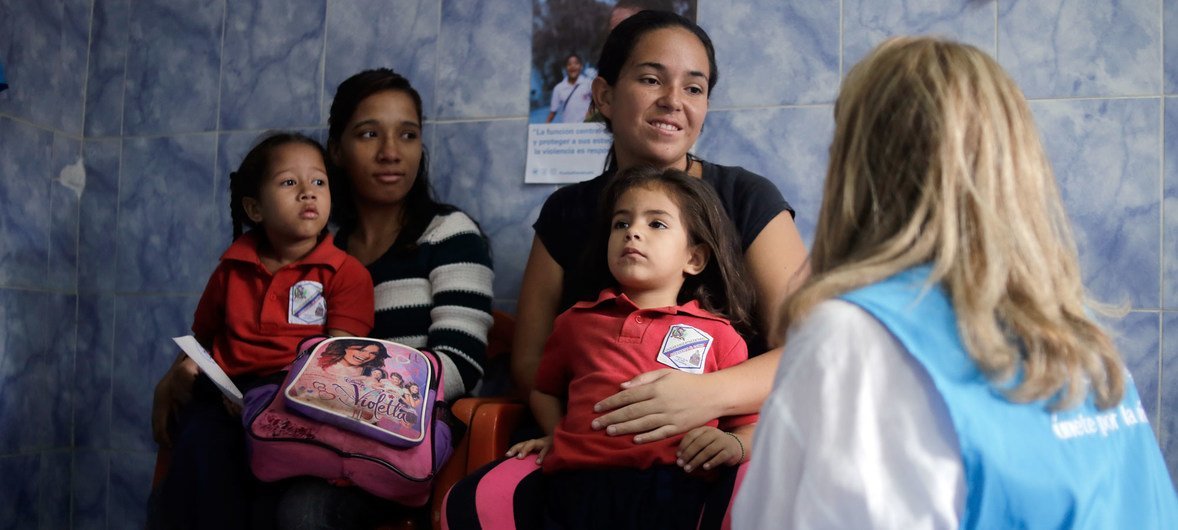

{"left": 0, "top": 0, "right": 1175, "bottom": 526}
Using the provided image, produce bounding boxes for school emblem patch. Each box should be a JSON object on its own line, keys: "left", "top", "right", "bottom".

{"left": 656, "top": 324, "right": 712, "bottom": 374}
{"left": 289, "top": 280, "right": 326, "bottom": 325}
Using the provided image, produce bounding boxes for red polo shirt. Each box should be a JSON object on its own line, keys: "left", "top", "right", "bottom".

{"left": 535, "top": 288, "right": 756, "bottom": 472}
{"left": 192, "top": 232, "right": 374, "bottom": 377}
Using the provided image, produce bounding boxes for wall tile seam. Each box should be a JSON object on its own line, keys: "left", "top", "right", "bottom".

{"left": 1159, "top": 0, "right": 1167, "bottom": 109}
{"left": 0, "top": 113, "right": 86, "bottom": 141}
{"left": 1023, "top": 94, "right": 1166, "bottom": 102}
{"left": 317, "top": 0, "right": 330, "bottom": 126}
{"left": 427, "top": 116, "right": 530, "bottom": 125}
{"left": 211, "top": 0, "right": 227, "bottom": 134}
{"left": 75, "top": 0, "right": 99, "bottom": 145}
{"left": 58, "top": 94, "right": 1178, "bottom": 136}
{"left": 707, "top": 104, "right": 834, "bottom": 112}
{"left": 99, "top": 449, "right": 156, "bottom": 455}
{"left": 69, "top": 444, "right": 138, "bottom": 453}
{"left": 0, "top": 285, "right": 80, "bottom": 296}
{"left": 430, "top": 0, "right": 444, "bottom": 127}
{"left": 81, "top": 291, "right": 204, "bottom": 297}
{"left": 86, "top": 131, "right": 223, "bottom": 142}
{"left": 89, "top": 127, "right": 332, "bottom": 141}
{"left": 1160, "top": 91, "right": 1168, "bottom": 320}
{"left": 67, "top": 291, "right": 81, "bottom": 458}
{"left": 0, "top": 448, "right": 77, "bottom": 457}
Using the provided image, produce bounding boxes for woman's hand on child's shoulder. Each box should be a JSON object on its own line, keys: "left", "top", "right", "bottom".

{"left": 505, "top": 436, "right": 553, "bottom": 465}
{"left": 676, "top": 426, "right": 743, "bottom": 473}
{"left": 152, "top": 355, "right": 199, "bottom": 447}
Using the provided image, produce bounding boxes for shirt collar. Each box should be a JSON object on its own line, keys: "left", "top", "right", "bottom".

{"left": 221, "top": 231, "right": 344, "bottom": 270}
{"left": 571, "top": 287, "right": 728, "bottom": 322}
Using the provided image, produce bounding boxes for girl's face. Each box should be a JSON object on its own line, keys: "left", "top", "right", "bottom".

{"left": 595, "top": 27, "right": 710, "bottom": 170}
{"left": 344, "top": 344, "right": 381, "bottom": 366}
{"left": 331, "top": 90, "right": 422, "bottom": 210}
{"left": 390, "top": 373, "right": 404, "bottom": 386}
{"left": 607, "top": 185, "right": 706, "bottom": 300}
{"left": 243, "top": 143, "right": 330, "bottom": 245}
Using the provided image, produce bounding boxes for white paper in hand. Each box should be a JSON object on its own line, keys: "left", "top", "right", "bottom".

{"left": 172, "top": 335, "right": 244, "bottom": 407}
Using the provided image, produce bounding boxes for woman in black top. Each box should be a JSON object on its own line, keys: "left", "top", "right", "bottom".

{"left": 445, "top": 10, "right": 809, "bottom": 528}
{"left": 516, "top": 9, "right": 808, "bottom": 448}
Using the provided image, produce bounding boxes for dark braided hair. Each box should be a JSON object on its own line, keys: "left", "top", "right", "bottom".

{"left": 577, "top": 166, "right": 756, "bottom": 338}
{"left": 228, "top": 131, "right": 327, "bottom": 241}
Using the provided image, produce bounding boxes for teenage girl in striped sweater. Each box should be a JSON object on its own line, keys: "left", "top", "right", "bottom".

{"left": 328, "top": 68, "right": 495, "bottom": 402}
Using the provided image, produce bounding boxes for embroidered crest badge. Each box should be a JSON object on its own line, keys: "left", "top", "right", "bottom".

{"left": 656, "top": 324, "right": 712, "bottom": 374}
{"left": 289, "top": 280, "right": 326, "bottom": 325}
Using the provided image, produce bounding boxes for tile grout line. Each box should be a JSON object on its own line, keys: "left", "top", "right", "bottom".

{"left": 838, "top": 0, "right": 843, "bottom": 81}
{"left": 1157, "top": 0, "right": 1167, "bottom": 443}
{"left": 68, "top": 0, "right": 96, "bottom": 505}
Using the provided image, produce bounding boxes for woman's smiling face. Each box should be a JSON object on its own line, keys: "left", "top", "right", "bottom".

{"left": 596, "top": 27, "right": 710, "bottom": 170}
{"left": 343, "top": 344, "right": 381, "bottom": 366}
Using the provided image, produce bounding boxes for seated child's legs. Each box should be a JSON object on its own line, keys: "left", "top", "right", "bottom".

{"left": 543, "top": 465, "right": 738, "bottom": 530}
{"left": 274, "top": 477, "right": 415, "bottom": 529}
{"left": 443, "top": 455, "right": 545, "bottom": 530}
{"left": 149, "top": 376, "right": 253, "bottom": 530}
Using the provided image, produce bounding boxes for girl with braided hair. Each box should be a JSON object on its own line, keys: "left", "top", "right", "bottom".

{"left": 148, "top": 131, "right": 375, "bottom": 529}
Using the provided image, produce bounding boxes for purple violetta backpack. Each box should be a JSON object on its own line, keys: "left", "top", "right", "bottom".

{"left": 243, "top": 336, "right": 453, "bottom": 505}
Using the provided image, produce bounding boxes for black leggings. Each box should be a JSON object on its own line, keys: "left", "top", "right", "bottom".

{"left": 443, "top": 457, "right": 738, "bottom": 530}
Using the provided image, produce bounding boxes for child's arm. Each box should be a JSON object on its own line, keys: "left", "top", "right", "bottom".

{"left": 676, "top": 423, "right": 754, "bottom": 473}
{"left": 152, "top": 352, "right": 201, "bottom": 447}
{"left": 504, "top": 389, "right": 565, "bottom": 464}
{"left": 324, "top": 255, "right": 376, "bottom": 338}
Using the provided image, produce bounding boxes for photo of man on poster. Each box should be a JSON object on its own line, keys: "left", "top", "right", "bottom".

{"left": 545, "top": 53, "right": 593, "bottom": 124}
{"left": 525, "top": 0, "right": 697, "bottom": 183}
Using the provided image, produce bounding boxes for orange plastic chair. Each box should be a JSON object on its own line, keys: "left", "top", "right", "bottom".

{"left": 152, "top": 310, "right": 527, "bottom": 530}
{"left": 421, "top": 310, "right": 526, "bottom": 529}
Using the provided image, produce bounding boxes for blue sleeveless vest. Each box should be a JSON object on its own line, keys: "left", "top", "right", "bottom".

{"left": 841, "top": 266, "right": 1177, "bottom": 529}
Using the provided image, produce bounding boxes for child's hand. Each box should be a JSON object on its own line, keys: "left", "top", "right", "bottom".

{"left": 152, "top": 356, "right": 199, "bottom": 447}
{"left": 222, "top": 395, "right": 242, "bottom": 417}
{"left": 505, "top": 436, "right": 553, "bottom": 465}
{"left": 676, "top": 426, "right": 744, "bottom": 473}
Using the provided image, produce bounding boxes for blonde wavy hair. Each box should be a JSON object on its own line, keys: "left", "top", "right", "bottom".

{"left": 785, "top": 36, "right": 1124, "bottom": 409}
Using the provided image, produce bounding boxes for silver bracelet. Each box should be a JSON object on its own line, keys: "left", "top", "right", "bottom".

{"left": 726, "top": 431, "right": 745, "bottom": 463}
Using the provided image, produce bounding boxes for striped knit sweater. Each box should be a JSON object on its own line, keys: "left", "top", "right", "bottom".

{"left": 338, "top": 211, "right": 494, "bottom": 400}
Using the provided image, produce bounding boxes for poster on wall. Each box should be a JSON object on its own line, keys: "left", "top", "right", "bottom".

{"left": 525, "top": 0, "right": 698, "bottom": 184}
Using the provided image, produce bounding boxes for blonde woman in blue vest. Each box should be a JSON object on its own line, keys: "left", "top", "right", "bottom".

{"left": 734, "top": 36, "right": 1178, "bottom": 529}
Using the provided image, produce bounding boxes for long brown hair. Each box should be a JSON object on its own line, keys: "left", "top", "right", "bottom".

{"left": 786, "top": 37, "right": 1124, "bottom": 410}
{"left": 317, "top": 339, "right": 389, "bottom": 372}
{"left": 580, "top": 166, "right": 755, "bottom": 337}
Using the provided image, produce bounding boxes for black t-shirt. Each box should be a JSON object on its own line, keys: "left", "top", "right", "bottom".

{"left": 532, "top": 160, "right": 793, "bottom": 354}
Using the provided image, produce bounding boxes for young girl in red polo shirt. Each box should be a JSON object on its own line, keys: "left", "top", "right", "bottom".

{"left": 501, "top": 166, "right": 758, "bottom": 529}
{"left": 148, "top": 131, "right": 374, "bottom": 529}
